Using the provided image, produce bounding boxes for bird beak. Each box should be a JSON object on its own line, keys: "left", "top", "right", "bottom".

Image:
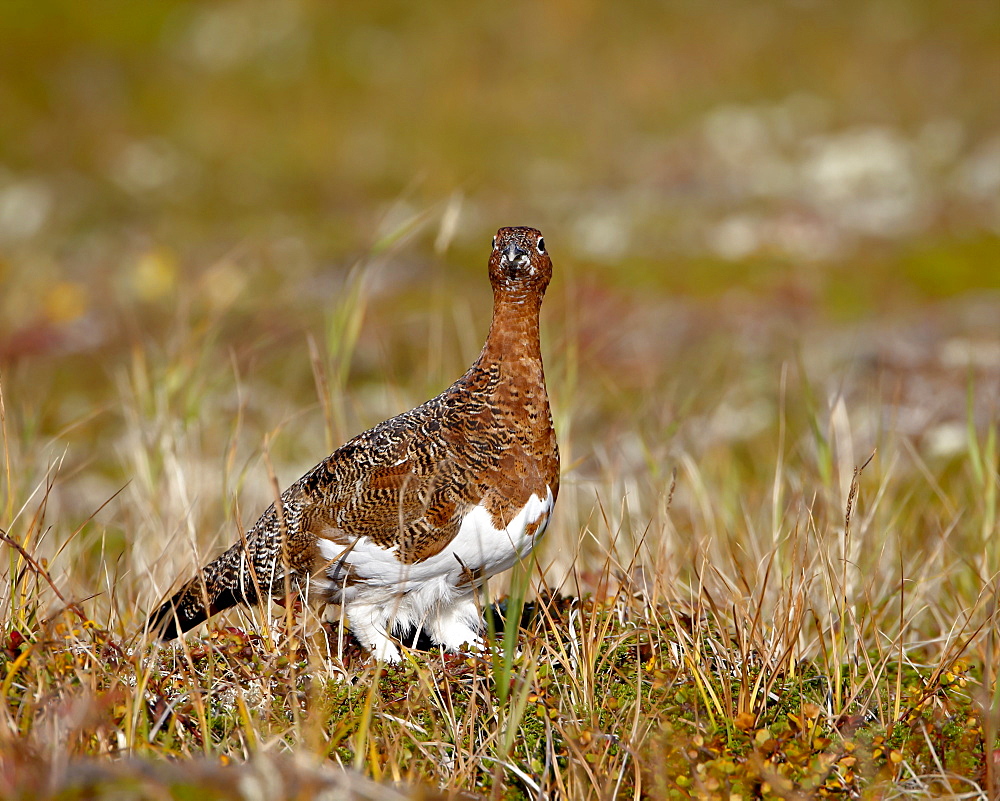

{"left": 503, "top": 242, "right": 529, "bottom": 266}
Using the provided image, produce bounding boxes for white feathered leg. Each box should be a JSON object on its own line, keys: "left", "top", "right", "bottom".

{"left": 426, "top": 593, "right": 483, "bottom": 653}
{"left": 345, "top": 600, "right": 401, "bottom": 663}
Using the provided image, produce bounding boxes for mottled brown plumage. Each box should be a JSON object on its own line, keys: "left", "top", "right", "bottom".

{"left": 148, "top": 227, "right": 559, "bottom": 661}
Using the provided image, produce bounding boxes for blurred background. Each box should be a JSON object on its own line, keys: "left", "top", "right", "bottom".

{"left": 0, "top": 0, "right": 998, "bottom": 614}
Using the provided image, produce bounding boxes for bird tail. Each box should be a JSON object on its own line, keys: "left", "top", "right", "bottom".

{"left": 145, "top": 542, "right": 258, "bottom": 640}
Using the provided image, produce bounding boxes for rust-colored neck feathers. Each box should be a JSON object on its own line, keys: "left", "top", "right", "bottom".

{"left": 466, "top": 227, "right": 557, "bottom": 493}
{"left": 477, "top": 226, "right": 552, "bottom": 383}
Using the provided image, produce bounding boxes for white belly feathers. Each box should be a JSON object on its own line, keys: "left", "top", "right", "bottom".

{"left": 317, "top": 486, "right": 555, "bottom": 594}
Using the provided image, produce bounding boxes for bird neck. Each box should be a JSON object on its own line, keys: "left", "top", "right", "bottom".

{"left": 477, "top": 288, "right": 546, "bottom": 379}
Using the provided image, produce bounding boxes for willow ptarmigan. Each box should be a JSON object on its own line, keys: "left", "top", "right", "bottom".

{"left": 147, "top": 227, "right": 559, "bottom": 662}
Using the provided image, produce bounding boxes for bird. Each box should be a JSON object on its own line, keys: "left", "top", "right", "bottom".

{"left": 147, "top": 226, "right": 560, "bottom": 663}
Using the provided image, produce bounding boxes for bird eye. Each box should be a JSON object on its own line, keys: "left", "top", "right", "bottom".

{"left": 536, "top": 238, "right": 546, "bottom": 254}
{"left": 492, "top": 236, "right": 497, "bottom": 249}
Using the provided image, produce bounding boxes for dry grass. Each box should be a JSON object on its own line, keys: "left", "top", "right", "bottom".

{"left": 1, "top": 220, "right": 997, "bottom": 799}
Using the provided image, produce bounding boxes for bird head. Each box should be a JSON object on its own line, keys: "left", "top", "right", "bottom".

{"left": 488, "top": 227, "right": 552, "bottom": 298}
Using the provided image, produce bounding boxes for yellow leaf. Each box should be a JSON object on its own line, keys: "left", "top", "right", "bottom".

{"left": 44, "top": 281, "right": 88, "bottom": 323}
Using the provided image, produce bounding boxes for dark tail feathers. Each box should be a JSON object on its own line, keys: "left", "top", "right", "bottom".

{"left": 146, "top": 582, "right": 251, "bottom": 640}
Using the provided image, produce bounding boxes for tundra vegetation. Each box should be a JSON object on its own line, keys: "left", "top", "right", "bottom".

{"left": 1, "top": 2, "right": 998, "bottom": 798}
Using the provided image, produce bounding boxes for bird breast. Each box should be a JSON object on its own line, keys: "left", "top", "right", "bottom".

{"left": 316, "top": 486, "right": 555, "bottom": 596}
